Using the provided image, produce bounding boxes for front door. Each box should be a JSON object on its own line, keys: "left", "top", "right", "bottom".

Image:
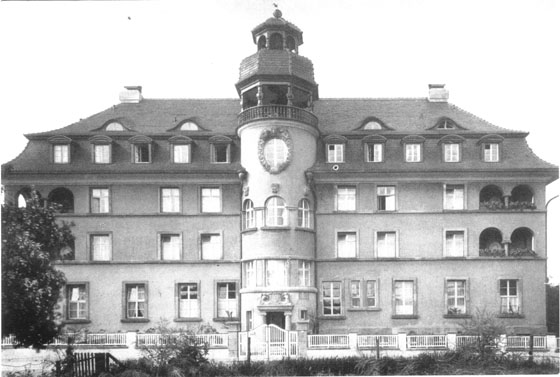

{"left": 266, "top": 312, "right": 285, "bottom": 329}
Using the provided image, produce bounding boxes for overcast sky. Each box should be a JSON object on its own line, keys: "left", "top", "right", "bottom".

{"left": 0, "top": 0, "right": 558, "bottom": 281}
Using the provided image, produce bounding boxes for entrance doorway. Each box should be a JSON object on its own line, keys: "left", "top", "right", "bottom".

{"left": 265, "top": 312, "right": 286, "bottom": 329}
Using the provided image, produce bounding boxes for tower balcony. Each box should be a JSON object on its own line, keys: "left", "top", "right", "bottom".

{"left": 238, "top": 105, "right": 318, "bottom": 128}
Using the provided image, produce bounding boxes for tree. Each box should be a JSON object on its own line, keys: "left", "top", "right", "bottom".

{"left": 460, "top": 308, "right": 506, "bottom": 358}
{"left": 2, "top": 190, "right": 74, "bottom": 349}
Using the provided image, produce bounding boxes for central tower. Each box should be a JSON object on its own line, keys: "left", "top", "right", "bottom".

{"left": 236, "top": 8, "right": 319, "bottom": 332}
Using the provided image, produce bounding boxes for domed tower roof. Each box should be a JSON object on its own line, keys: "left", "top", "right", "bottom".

{"left": 251, "top": 8, "right": 303, "bottom": 45}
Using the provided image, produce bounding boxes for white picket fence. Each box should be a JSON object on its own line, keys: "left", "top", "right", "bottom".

{"left": 136, "top": 333, "right": 228, "bottom": 348}
{"left": 1, "top": 333, "right": 127, "bottom": 346}
{"left": 357, "top": 335, "right": 399, "bottom": 349}
{"left": 308, "top": 334, "right": 350, "bottom": 349}
{"left": 507, "top": 336, "right": 547, "bottom": 350}
{"left": 407, "top": 335, "right": 447, "bottom": 349}
{"left": 456, "top": 335, "right": 480, "bottom": 348}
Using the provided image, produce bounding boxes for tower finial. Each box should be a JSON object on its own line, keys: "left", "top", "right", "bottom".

{"left": 273, "top": 3, "right": 282, "bottom": 18}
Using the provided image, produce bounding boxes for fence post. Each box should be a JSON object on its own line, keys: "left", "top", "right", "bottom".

{"left": 298, "top": 330, "right": 308, "bottom": 358}
{"left": 499, "top": 334, "right": 507, "bottom": 353}
{"left": 227, "top": 322, "right": 240, "bottom": 360}
{"left": 447, "top": 333, "right": 457, "bottom": 350}
{"left": 349, "top": 333, "right": 358, "bottom": 355}
{"left": 398, "top": 333, "right": 407, "bottom": 352}
{"left": 545, "top": 334, "right": 556, "bottom": 351}
{"left": 126, "top": 332, "right": 137, "bottom": 350}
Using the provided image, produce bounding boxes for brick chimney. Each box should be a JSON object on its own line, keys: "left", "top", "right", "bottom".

{"left": 428, "top": 84, "right": 449, "bottom": 102}
{"left": 119, "top": 86, "right": 143, "bottom": 104}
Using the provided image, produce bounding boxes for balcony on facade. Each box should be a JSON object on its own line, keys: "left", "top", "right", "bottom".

{"left": 479, "top": 226, "right": 537, "bottom": 257}
{"left": 238, "top": 105, "right": 318, "bottom": 128}
{"left": 479, "top": 184, "right": 536, "bottom": 211}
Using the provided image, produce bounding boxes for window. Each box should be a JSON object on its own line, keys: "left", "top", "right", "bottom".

{"left": 298, "top": 199, "right": 312, "bottom": 228}
{"left": 90, "top": 234, "right": 111, "bottom": 261}
{"left": 211, "top": 144, "right": 230, "bottom": 163}
{"left": 336, "top": 186, "right": 356, "bottom": 211}
{"left": 377, "top": 186, "right": 396, "bottom": 211}
{"left": 350, "top": 280, "right": 361, "bottom": 308}
{"left": 90, "top": 188, "right": 110, "bottom": 213}
{"left": 66, "top": 284, "right": 87, "bottom": 320}
{"left": 173, "top": 144, "right": 191, "bottom": 163}
{"left": 363, "top": 121, "right": 382, "bottom": 130}
{"left": 366, "top": 280, "right": 377, "bottom": 308}
{"left": 217, "top": 282, "right": 237, "bottom": 319}
{"left": 106, "top": 122, "right": 124, "bottom": 131}
{"left": 484, "top": 143, "right": 500, "bottom": 162}
{"left": 377, "top": 231, "right": 397, "bottom": 258}
{"left": 245, "top": 261, "right": 256, "bottom": 287}
{"left": 446, "top": 280, "right": 467, "bottom": 315}
{"left": 500, "top": 279, "right": 520, "bottom": 314}
{"left": 444, "top": 143, "right": 460, "bottom": 162}
{"left": 445, "top": 230, "right": 465, "bottom": 257}
{"left": 160, "top": 234, "right": 181, "bottom": 260}
{"left": 180, "top": 121, "right": 199, "bottom": 131}
{"left": 444, "top": 184, "right": 464, "bottom": 210}
{"left": 394, "top": 280, "right": 415, "bottom": 316}
{"left": 54, "top": 144, "right": 70, "bottom": 164}
{"left": 265, "top": 196, "right": 287, "bottom": 226}
{"left": 327, "top": 144, "right": 344, "bottom": 163}
{"left": 264, "top": 138, "right": 289, "bottom": 169}
{"left": 266, "top": 260, "right": 286, "bottom": 286}
{"left": 125, "top": 284, "right": 147, "bottom": 319}
{"left": 133, "top": 144, "right": 151, "bottom": 163}
{"left": 405, "top": 143, "right": 422, "bottom": 162}
{"left": 322, "top": 282, "right": 342, "bottom": 316}
{"left": 337, "top": 232, "right": 357, "bottom": 258}
{"left": 300, "top": 310, "right": 308, "bottom": 320}
{"left": 161, "top": 188, "right": 180, "bottom": 213}
{"left": 246, "top": 311, "right": 253, "bottom": 330}
{"left": 201, "top": 233, "right": 222, "bottom": 260}
{"left": 93, "top": 144, "right": 111, "bottom": 164}
{"left": 242, "top": 200, "right": 255, "bottom": 229}
{"left": 298, "top": 260, "right": 311, "bottom": 286}
{"left": 178, "top": 283, "right": 199, "bottom": 318}
{"left": 365, "top": 143, "right": 383, "bottom": 162}
{"left": 201, "top": 187, "right": 221, "bottom": 213}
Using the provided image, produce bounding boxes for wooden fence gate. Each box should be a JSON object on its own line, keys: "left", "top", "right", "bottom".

{"left": 239, "top": 324, "right": 298, "bottom": 360}
{"left": 55, "top": 352, "right": 122, "bottom": 377}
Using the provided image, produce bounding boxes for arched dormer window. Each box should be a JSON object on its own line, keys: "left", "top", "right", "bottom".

{"left": 401, "top": 135, "right": 426, "bottom": 163}
{"left": 242, "top": 199, "right": 255, "bottom": 230}
{"left": 434, "top": 117, "right": 460, "bottom": 130}
{"left": 169, "top": 135, "right": 193, "bottom": 164}
{"left": 179, "top": 121, "right": 200, "bottom": 131}
{"left": 477, "top": 134, "right": 504, "bottom": 163}
{"left": 209, "top": 135, "right": 233, "bottom": 164}
{"left": 357, "top": 117, "right": 389, "bottom": 131}
{"left": 129, "top": 135, "right": 153, "bottom": 164}
{"left": 48, "top": 136, "right": 72, "bottom": 164}
{"left": 105, "top": 122, "right": 124, "bottom": 131}
{"left": 265, "top": 196, "right": 287, "bottom": 226}
{"left": 48, "top": 187, "right": 74, "bottom": 213}
{"left": 362, "top": 135, "right": 387, "bottom": 163}
{"left": 323, "top": 135, "right": 347, "bottom": 163}
{"left": 89, "top": 135, "right": 113, "bottom": 164}
{"left": 269, "top": 33, "right": 283, "bottom": 50}
{"left": 297, "top": 199, "right": 312, "bottom": 228}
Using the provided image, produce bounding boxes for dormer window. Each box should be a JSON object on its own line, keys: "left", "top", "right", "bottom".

{"left": 129, "top": 135, "right": 153, "bottom": 164}
{"left": 169, "top": 135, "right": 193, "bottom": 164}
{"left": 180, "top": 121, "right": 199, "bottom": 131}
{"left": 477, "top": 135, "right": 504, "bottom": 163}
{"left": 324, "top": 135, "right": 347, "bottom": 163}
{"left": 89, "top": 135, "right": 112, "bottom": 164}
{"left": 435, "top": 118, "right": 459, "bottom": 129}
{"left": 48, "top": 136, "right": 72, "bottom": 164}
{"left": 209, "top": 136, "right": 233, "bottom": 164}
{"left": 363, "top": 121, "right": 382, "bottom": 130}
{"left": 444, "top": 144, "right": 461, "bottom": 162}
{"left": 105, "top": 122, "right": 124, "bottom": 131}
{"left": 402, "top": 135, "right": 426, "bottom": 163}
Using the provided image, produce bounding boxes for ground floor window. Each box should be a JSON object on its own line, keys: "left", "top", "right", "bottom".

{"left": 125, "top": 283, "right": 147, "bottom": 319}
{"left": 393, "top": 280, "right": 415, "bottom": 316}
{"left": 178, "top": 283, "right": 199, "bottom": 318}
{"left": 67, "top": 284, "right": 88, "bottom": 320}
{"left": 446, "top": 279, "right": 467, "bottom": 315}
{"left": 217, "top": 282, "right": 238, "bottom": 319}
{"left": 500, "top": 279, "right": 520, "bottom": 314}
{"left": 322, "top": 281, "right": 342, "bottom": 316}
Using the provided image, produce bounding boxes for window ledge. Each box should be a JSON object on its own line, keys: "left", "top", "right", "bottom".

{"left": 333, "top": 210, "right": 357, "bottom": 213}
{"left": 174, "top": 318, "right": 203, "bottom": 323}
{"left": 241, "top": 228, "right": 258, "bottom": 234}
{"left": 213, "top": 317, "right": 240, "bottom": 322}
{"left": 348, "top": 308, "right": 381, "bottom": 312}
{"left": 443, "top": 314, "right": 472, "bottom": 319}
{"left": 63, "top": 319, "right": 91, "bottom": 325}
{"left": 261, "top": 226, "right": 291, "bottom": 231}
{"left": 497, "top": 313, "right": 524, "bottom": 319}
{"left": 121, "top": 318, "right": 150, "bottom": 323}
{"left": 317, "top": 315, "right": 347, "bottom": 320}
{"left": 391, "top": 315, "right": 418, "bottom": 320}
{"left": 295, "top": 227, "right": 315, "bottom": 233}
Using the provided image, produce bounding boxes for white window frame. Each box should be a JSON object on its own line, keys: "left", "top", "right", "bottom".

{"left": 445, "top": 279, "right": 467, "bottom": 315}
{"left": 265, "top": 260, "right": 287, "bottom": 287}
{"left": 264, "top": 138, "right": 289, "bottom": 169}
{"left": 365, "top": 143, "right": 384, "bottom": 162}
{"left": 217, "top": 282, "right": 238, "bottom": 319}
{"left": 327, "top": 144, "right": 344, "bottom": 163}
{"left": 322, "top": 281, "right": 342, "bottom": 316}
{"left": 245, "top": 261, "right": 256, "bottom": 287}
{"left": 393, "top": 279, "right": 416, "bottom": 316}
{"left": 265, "top": 196, "right": 287, "bottom": 226}
{"left": 484, "top": 143, "right": 500, "bottom": 162}
{"left": 297, "top": 199, "right": 312, "bottom": 228}
{"left": 201, "top": 187, "right": 221, "bottom": 213}
{"left": 444, "top": 143, "right": 461, "bottom": 162}
{"left": 211, "top": 143, "right": 231, "bottom": 164}
{"left": 66, "top": 283, "right": 88, "bottom": 320}
{"left": 366, "top": 280, "right": 378, "bottom": 308}
{"left": 298, "top": 260, "right": 311, "bottom": 286}
{"left": 337, "top": 231, "right": 358, "bottom": 258}
{"left": 177, "top": 282, "right": 200, "bottom": 319}
{"left": 125, "top": 283, "right": 147, "bottom": 319}
{"left": 133, "top": 143, "right": 152, "bottom": 163}
{"left": 173, "top": 144, "right": 191, "bottom": 164}
{"left": 350, "top": 280, "right": 361, "bottom": 308}
{"left": 405, "top": 143, "right": 422, "bottom": 162}
{"left": 90, "top": 188, "right": 110, "bottom": 213}
{"left": 376, "top": 231, "right": 398, "bottom": 258}
{"left": 499, "top": 279, "right": 521, "bottom": 315}
{"left": 159, "top": 233, "right": 182, "bottom": 260}
{"left": 54, "top": 144, "right": 70, "bottom": 164}
{"left": 444, "top": 229, "right": 466, "bottom": 257}
{"left": 93, "top": 144, "right": 111, "bottom": 164}
{"left": 200, "top": 232, "right": 223, "bottom": 260}
{"left": 377, "top": 185, "right": 396, "bottom": 211}
{"left": 161, "top": 188, "right": 181, "bottom": 213}
{"left": 242, "top": 199, "right": 255, "bottom": 229}
{"left": 444, "top": 184, "right": 465, "bottom": 210}
{"left": 90, "top": 233, "right": 112, "bottom": 261}
{"left": 336, "top": 186, "right": 356, "bottom": 211}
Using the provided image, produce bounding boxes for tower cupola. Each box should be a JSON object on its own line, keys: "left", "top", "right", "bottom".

{"left": 251, "top": 7, "right": 303, "bottom": 53}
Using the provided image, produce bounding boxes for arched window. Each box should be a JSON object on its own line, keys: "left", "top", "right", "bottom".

{"left": 479, "top": 228, "right": 503, "bottom": 256}
{"left": 479, "top": 185, "right": 504, "bottom": 209}
{"left": 257, "top": 35, "right": 266, "bottom": 50}
{"left": 511, "top": 227, "right": 534, "bottom": 253}
{"left": 265, "top": 196, "right": 286, "bottom": 226}
{"left": 511, "top": 185, "right": 535, "bottom": 209}
{"left": 180, "top": 121, "right": 199, "bottom": 131}
{"left": 286, "top": 36, "right": 296, "bottom": 52}
{"left": 269, "top": 33, "right": 283, "bottom": 50}
{"left": 242, "top": 199, "right": 255, "bottom": 229}
{"left": 297, "top": 199, "right": 311, "bottom": 228}
{"left": 105, "top": 122, "right": 124, "bottom": 131}
{"left": 16, "top": 187, "right": 40, "bottom": 208}
{"left": 48, "top": 187, "right": 74, "bottom": 213}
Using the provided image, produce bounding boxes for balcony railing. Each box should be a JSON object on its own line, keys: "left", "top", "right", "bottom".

{"left": 238, "top": 105, "right": 318, "bottom": 128}
{"left": 480, "top": 201, "right": 536, "bottom": 211}
{"left": 479, "top": 248, "right": 537, "bottom": 257}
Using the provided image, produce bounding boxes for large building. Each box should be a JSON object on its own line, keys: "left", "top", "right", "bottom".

{"left": 2, "top": 9, "right": 557, "bottom": 340}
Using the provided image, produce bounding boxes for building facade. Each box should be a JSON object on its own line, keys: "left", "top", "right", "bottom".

{"left": 2, "top": 9, "right": 558, "bottom": 338}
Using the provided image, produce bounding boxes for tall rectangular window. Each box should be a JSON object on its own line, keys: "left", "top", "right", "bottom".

{"left": 211, "top": 144, "right": 230, "bottom": 163}
{"left": 245, "top": 261, "right": 256, "bottom": 287}
{"left": 126, "top": 284, "right": 147, "bottom": 319}
{"left": 366, "top": 143, "right": 383, "bottom": 162}
{"left": 217, "top": 282, "right": 237, "bottom": 318}
{"left": 377, "top": 186, "right": 396, "bottom": 211}
{"left": 337, "top": 232, "right": 357, "bottom": 258}
{"left": 366, "top": 280, "right": 377, "bottom": 308}
{"left": 178, "top": 283, "right": 199, "bottom": 318}
{"left": 160, "top": 234, "right": 181, "bottom": 260}
{"left": 133, "top": 144, "right": 151, "bottom": 163}
{"left": 94, "top": 144, "right": 111, "bottom": 164}
{"left": 161, "top": 188, "right": 180, "bottom": 213}
{"left": 350, "top": 280, "right": 361, "bottom": 308}
{"left": 298, "top": 260, "right": 311, "bottom": 286}
{"left": 336, "top": 186, "right": 356, "bottom": 211}
{"left": 484, "top": 143, "right": 500, "bottom": 162}
{"left": 322, "top": 281, "right": 342, "bottom": 316}
{"left": 445, "top": 230, "right": 465, "bottom": 257}
{"left": 446, "top": 280, "right": 466, "bottom": 315}
{"left": 500, "top": 279, "right": 520, "bottom": 314}
{"left": 444, "top": 143, "right": 460, "bottom": 162}
{"left": 327, "top": 144, "right": 344, "bottom": 163}
{"left": 54, "top": 145, "right": 69, "bottom": 164}
{"left": 405, "top": 144, "right": 422, "bottom": 162}
{"left": 91, "top": 234, "right": 111, "bottom": 261}
{"left": 173, "top": 144, "right": 191, "bottom": 163}
{"left": 201, "top": 187, "right": 221, "bottom": 213}
{"left": 201, "top": 233, "right": 222, "bottom": 260}
{"left": 266, "top": 260, "right": 286, "bottom": 286}
{"left": 444, "top": 184, "right": 464, "bottom": 210}
{"left": 67, "top": 284, "right": 87, "bottom": 320}
{"left": 90, "top": 188, "right": 110, "bottom": 213}
{"left": 377, "top": 231, "right": 397, "bottom": 258}
{"left": 394, "top": 280, "right": 415, "bottom": 315}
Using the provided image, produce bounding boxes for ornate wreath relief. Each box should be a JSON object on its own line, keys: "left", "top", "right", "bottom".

{"left": 258, "top": 127, "right": 293, "bottom": 174}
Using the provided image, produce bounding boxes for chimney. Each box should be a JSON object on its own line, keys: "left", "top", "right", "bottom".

{"left": 119, "top": 86, "right": 143, "bottom": 104}
{"left": 428, "top": 84, "right": 449, "bottom": 102}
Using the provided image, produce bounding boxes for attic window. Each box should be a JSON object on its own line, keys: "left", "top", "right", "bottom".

{"left": 106, "top": 122, "right": 124, "bottom": 131}
{"left": 363, "top": 121, "right": 382, "bottom": 130}
{"left": 180, "top": 121, "right": 199, "bottom": 131}
{"left": 436, "top": 118, "right": 458, "bottom": 129}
